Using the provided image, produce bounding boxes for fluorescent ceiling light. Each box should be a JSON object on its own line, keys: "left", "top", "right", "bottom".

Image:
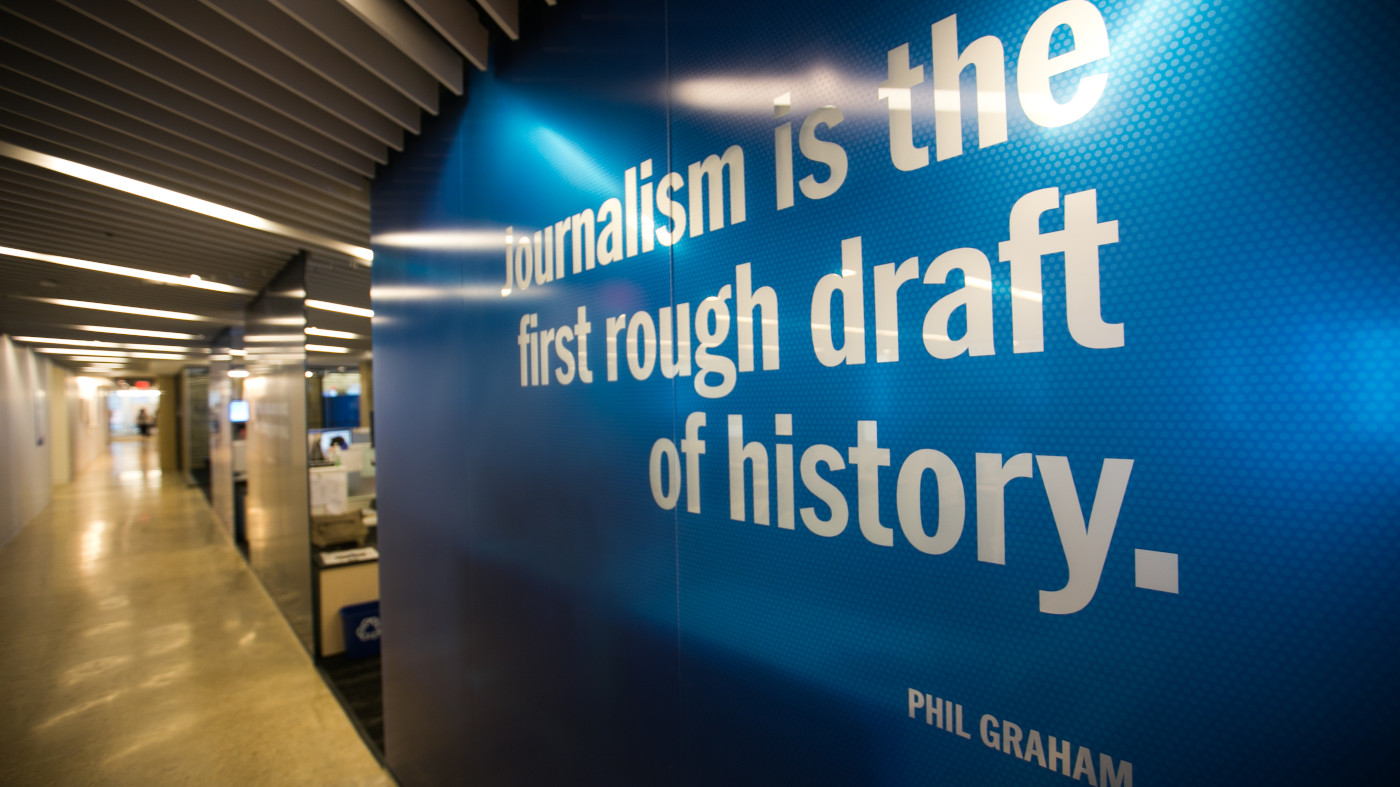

{"left": 67, "top": 354, "right": 141, "bottom": 363}
{"left": 18, "top": 296, "right": 218, "bottom": 322}
{"left": 36, "top": 348, "right": 192, "bottom": 361}
{"left": 306, "top": 300, "right": 373, "bottom": 319}
{"left": 0, "top": 246, "right": 253, "bottom": 294}
{"left": 244, "top": 333, "right": 304, "bottom": 343}
{"left": 228, "top": 370, "right": 249, "bottom": 378}
{"left": 305, "top": 343, "right": 350, "bottom": 353}
{"left": 35, "top": 347, "right": 139, "bottom": 357}
{"left": 305, "top": 326, "right": 363, "bottom": 340}
{"left": 74, "top": 325, "right": 203, "bottom": 340}
{"left": 12, "top": 336, "right": 207, "bottom": 353}
{"left": 0, "top": 141, "right": 373, "bottom": 264}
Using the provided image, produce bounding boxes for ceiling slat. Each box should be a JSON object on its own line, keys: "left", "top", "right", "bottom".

{"left": 0, "top": 205, "right": 295, "bottom": 273}
{"left": 6, "top": 3, "right": 387, "bottom": 172}
{"left": 476, "top": 0, "right": 521, "bottom": 42}
{"left": 271, "top": 0, "right": 456, "bottom": 101}
{"left": 3, "top": 292, "right": 249, "bottom": 325}
{"left": 51, "top": 0, "right": 392, "bottom": 162}
{"left": 0, "top": 321, "right": 211, "bottom": 353}
{"left": 0, "top": 59, "right": 366, "bottom": 191}
{"left": 0, "top": 163, "right": 333, "bottom": 258}
{"left": 0, "top": 300, "right": 216, "bottom": 339}
{"left": 0, "top": 124, "right": 369, "bottom": 242}
{"left": 0, "top": 232, "right": 295, "bottom": 292}
{"left": 130, "top": 0, "right": 416, "bottom": 144}
{"left": 0, "top": 95, "right": 370, "bottom": 228}
{"left": 201, "top": 0, "right": 439, "bottom": 117}
{"left": 0, "top": 72, "right": 366, "bottom": 203}
{"left": 337, "top": 0, "right": 468, "bottom": 89}
{"left": 0, "top": 34, "right": 377, "bottom": 183}
{"left": 0, "top": 203, "right": 291, "bottom": 273}
{"left": 0, "top": 0, "right": 553, "bottom": 353}
{"left": 0, "top": 232, "right": 276, "bottom": 295}
{"left": 404, "top": 0, "right": 490, "bottom": 71}
{"left": 0, "top": 262, "right": 253, "bottom": 313}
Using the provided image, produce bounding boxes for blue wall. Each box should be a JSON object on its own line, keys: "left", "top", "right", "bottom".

{"left": 321, "top": 394, "right": 360, "bottom": 429}
{"left": 373, "top": 2, "right": 1400, "bottom": 784}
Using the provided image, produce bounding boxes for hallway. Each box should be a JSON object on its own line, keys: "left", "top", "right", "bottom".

{"left": 0, "top": 439, "right": 393, "bottom": 786}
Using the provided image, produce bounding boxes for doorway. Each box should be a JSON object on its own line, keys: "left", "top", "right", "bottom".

{"left": 107, "top": 387, "right": 161, "bottom": 440}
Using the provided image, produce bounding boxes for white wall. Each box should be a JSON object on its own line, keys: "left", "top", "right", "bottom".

{"left": 68, "top": 373, "right": 109, "bottom": 479}
{"left": 48, "top": 363, "right": 72, "bottom": 486}
{"left": 0, "top": 336, "right": 54, "bottom": 551}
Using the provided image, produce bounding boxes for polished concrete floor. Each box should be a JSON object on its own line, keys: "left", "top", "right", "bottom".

{"left": 0, "top": 439, "right": 394, "bottom": 786}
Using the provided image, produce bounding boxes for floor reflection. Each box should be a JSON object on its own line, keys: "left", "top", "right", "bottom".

{"left": 0, "top": 437, "right": 392, "bottom": 785}
{"left": 110, "top": 437, "right": 162, "bottom": 488}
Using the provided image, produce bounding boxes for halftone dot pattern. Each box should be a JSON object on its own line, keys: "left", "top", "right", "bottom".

{"left": 376, "top": 0, "right": 1400, "bottom": 784}
{"left": 666, "top": 0, "right": 1400, "bottom": 784}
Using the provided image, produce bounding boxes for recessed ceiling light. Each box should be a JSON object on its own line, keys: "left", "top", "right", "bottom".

{"left": 306, "top": 300, "right": 373, "bottom": 319}
{"left": 17, "top": 296, "right": 218, "bottom": 322}
{"left": 0, "top": 246, "right": 253, "bottom": 294}
{"left": 74, "top": 325, "right": 203, "bottom": 340}
{"left": 305, "top": 344, "right": 350, "bottom": 353}
{"left": 305, "top": 327, "right": 363, "bottom": 340}
{"left": 0, "top": 141, "right": 373, "bottom": 264}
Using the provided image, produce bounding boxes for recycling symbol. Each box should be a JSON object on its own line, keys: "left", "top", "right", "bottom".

{"left": 356, "top": 616, "right": 382, "bottom": 642}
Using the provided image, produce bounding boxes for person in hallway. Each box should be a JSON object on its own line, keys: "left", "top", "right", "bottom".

{"left": 136, "top": 408, "right": 153, "bottom": 437}
{"left": 327, "top": 435, "right": 349, "bottom": 464}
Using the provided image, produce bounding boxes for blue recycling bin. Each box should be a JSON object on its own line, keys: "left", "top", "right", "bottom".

{"left": 339, "top": 600, "right": 381, "bottom": 658}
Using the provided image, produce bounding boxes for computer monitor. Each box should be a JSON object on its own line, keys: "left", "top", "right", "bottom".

{"left": 229, "top": 400, "right": 250, "bottom": 423}
{"left": 311, "top": 428, "right": 353, "bottom": 455}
